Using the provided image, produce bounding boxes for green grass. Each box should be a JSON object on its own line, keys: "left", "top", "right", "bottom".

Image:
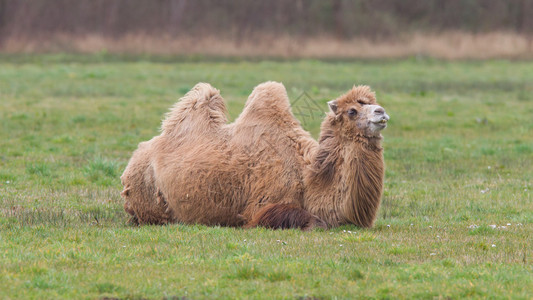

{"left": 0, "top": 55, "right": 532, "bottom": 299}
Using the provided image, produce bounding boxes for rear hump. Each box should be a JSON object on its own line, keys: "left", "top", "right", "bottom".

{"left": 161, "top": 83, "right": 227, "bottom": 135}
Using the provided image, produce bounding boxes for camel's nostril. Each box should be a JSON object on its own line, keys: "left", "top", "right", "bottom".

{"left": 374, "top": 108, "right": 385, "bottom": 115}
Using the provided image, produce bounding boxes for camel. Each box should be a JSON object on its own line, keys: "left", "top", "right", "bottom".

{"left": 120, "top": 82, "right": 389, "bottom": 229}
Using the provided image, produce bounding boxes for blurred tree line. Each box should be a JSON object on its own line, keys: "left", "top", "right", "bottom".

{"left": 1, "top": 0, "right": 532, "bottom": 44}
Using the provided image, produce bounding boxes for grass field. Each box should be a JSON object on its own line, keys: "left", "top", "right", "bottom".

{"left": 0, "top": 55, "right": 532, "bottom": 299}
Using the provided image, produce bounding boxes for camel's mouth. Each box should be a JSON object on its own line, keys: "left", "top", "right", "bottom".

{"left": 371, "top": 119, "right": 388, "bottom": 127}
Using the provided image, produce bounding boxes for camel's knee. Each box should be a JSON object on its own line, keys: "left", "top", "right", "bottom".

{"left": 245, "top": 203, "right": 327, "bottom": 231}
{"left": 123, "top": 199, "right": 135, "bottom": 216}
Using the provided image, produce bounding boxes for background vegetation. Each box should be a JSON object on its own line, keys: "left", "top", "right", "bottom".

{"left": 0, "top": 55, "right": 532, "bottom": 299}
{"left": 1, "top": 0, "right": 533, "bottom": 58}
{"left": 2, "top": 0, "right": 533, "bottom": 39}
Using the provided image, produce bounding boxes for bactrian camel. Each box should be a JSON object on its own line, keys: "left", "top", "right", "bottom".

{"left": 120, "top": 82, "right": 390, "bottom": 230}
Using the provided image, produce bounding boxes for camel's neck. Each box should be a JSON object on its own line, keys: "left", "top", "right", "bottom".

{"left": 304, "top": 125, "right": 385, "bottom": 228}
{"left": 338, "top": 138, "right": 384, "bottom": 227}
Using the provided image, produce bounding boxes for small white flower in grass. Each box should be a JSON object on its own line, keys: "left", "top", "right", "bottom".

{"left": 492, "top": 244, "right": 496, "bottom": 248}
{"left": 506, "top": 223, "right": 511, "bottom": 226}
{"left": 500, "top": 226, "right": 506, "bottom": 229}
{"left": 329, "top": 232, "right": 333, "bottom": 235}
{"left": 481, "top": 188, "right": 489, "bottom": 194}
{"left": 343, "top": 230, "right": 346, "bottom": 233}
{"left": 489, "top": 225, "right": 497, "bottom": 229}
{"left": 430, "top": 253, "right": 436, "bottom": 256}
{"left": 437, "top": 235, "right": 440, "bottom": 238}
{"left": 387, "top": 225, "right": 390, "bottom": 228}
{"left": 244, "top": 239, "right": 246, "bottom": 242}
{"left": 339, "top": 244, "right": 343, "bottom": 247}
{"left": 525, "top": 189, "right": 528, "bottom": 192}
{"left": 347, "top": 230, "right": 351, "bottom": 233}
{"left": 410, "top": 223, "right": 414, "bottom": 226}
{"left": 429, "top": 226, "right": 433, "bottom": 229}
{"left": 468, "top": 224, "right": 479, "bottom": 229}
{"left": 487, "top": 166, "right": 491, "bottom": 169}
{"left": 517, "top": 223, "right": 523, "bottom": 226}
{"left": 6, "top": 181, "right": 10, "bottom": 184}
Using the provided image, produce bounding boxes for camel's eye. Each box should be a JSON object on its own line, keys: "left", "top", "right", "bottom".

{"left": 348, "top": 108, "right": 357, "bottom": 117}
{"left": 357, "top": 100, "right": 366, "bottom": 105}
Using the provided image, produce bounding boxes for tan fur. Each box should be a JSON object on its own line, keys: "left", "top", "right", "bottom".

{"left": 121, "top": 82, "right": 386, "bottom": 229}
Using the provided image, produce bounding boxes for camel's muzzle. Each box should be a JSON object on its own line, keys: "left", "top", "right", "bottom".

{"left": 369, "top": 105, "right": 390, "bottom": 128}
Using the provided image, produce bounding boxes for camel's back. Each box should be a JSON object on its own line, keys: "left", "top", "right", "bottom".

{"left": 123, "top": 81, "right": 318, "bottom": 226}
{"left": 156, "top": 82, "right": 316, "bottom": 224}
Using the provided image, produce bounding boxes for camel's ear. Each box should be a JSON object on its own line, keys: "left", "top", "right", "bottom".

{"left": 328, "top": 100, "right": 338, "bottom": 114}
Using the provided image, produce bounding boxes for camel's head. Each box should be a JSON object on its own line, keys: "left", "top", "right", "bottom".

{"left": 327, "top": 85, "right": 389, "bottom": 138}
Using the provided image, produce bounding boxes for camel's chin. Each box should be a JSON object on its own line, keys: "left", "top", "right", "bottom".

{"left": 369, "top": 121, "right": 387, "bottom": 134}
{"left": 375, "top": 122, "right": 387, "bottom": 129}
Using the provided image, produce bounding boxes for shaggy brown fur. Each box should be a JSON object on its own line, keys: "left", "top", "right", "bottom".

{"left": 120, "top": 82, "right": 388, "bottom": 229}
{"left": 303, "top": 86, "right": 386, "bottom": 228}
{"left": 121, "top": 82, "right": 317, "bottom": 226}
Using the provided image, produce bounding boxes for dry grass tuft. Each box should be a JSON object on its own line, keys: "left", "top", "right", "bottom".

{"left": 2, "top": 31, "right": 533, "bottom": 59}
